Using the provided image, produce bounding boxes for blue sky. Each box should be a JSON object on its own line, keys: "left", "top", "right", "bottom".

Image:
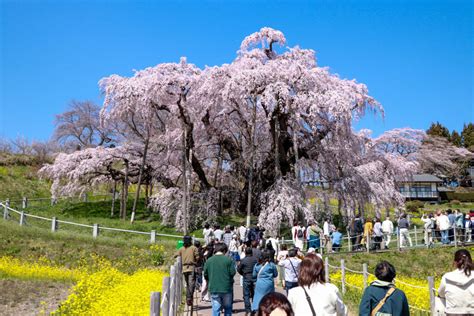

{"left": 1, "top": 0, "right": 472, "bottom": 141}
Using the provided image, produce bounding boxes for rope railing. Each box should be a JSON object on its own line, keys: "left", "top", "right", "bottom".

{"left": 325, "top": 257, "right": 435, "bottom": 315}
{"left": 0, "top": 201, "right": 186, "bottom": 243}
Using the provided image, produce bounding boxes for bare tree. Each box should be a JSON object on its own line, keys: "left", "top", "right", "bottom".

{"left": 54, "top": 100, "right": 115, "bottom": 149}
{"left": 11, "top": 135, "right": 32, "bottom": 155}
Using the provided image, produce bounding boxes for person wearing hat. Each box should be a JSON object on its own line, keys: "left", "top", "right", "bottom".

{"left": 175, "top": 235, "right": 199, "bottom": 306}
{"left": 229, "top": 234, "right": 240, "bottom": 265}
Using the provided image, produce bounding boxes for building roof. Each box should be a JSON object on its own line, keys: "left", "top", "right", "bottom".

{"left": 401, "top": 174, "right": 443, "bottom": 183}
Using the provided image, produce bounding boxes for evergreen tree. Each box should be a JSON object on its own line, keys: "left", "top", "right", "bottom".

{"left": 461, "top": 123, "right": 474, "bottom": 149}
{"left": 450, "top": 130, "right": 462, "bottom": 147}
{"left": 426, "top": 122, "right": 450, "bottom": 139}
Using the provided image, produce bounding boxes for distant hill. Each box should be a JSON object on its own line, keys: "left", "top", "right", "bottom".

{"left": 0, "top": 153, "right": 51, "bottom": 199}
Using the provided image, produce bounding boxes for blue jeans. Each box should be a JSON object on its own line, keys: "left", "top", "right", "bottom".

{"left": 284, "top": 281, "right": 298, "bottom": 295}
{"left": 441, "top": 230, "right": 449, "bottom": 244}
{"left": 211, "top": 292, "right": 233, "bottom": 316}
{"left": 242, "top": 279, "right": 255, "bottom": 313}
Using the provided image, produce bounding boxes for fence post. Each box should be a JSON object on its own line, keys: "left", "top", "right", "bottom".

{"left": 22, "top": 197, "right": 28, "bottom": 209}
{"left": 397, "top": 229, "right": 401, "bottom": 251}
{"left": 19, "top": 211, "right": 26, "bottom": 226}
{"left": 150, "top": 230, "right": 156, "bottom": 244}
{"left": 51, "top": 197, "right": 57, "bottom": 206}
{"left": 93, "top": 224, "right": 99, "bottom": 238}
{"left": 161, "top": 277, "right": 170, "bottom": 316}
{"left": 319, "top": 232, "right": 324, "bottom": 255}
{"left": 366, "top": 235, "right": 370, "bottom": 253}
{"left": 3, "top": 200, "right": 9, "bottom": 220}
{"left": 51, "top": 217, "right": 58, "bottom": 232}
{"left": 347, "top": 234, "right": 351, "bottom": 252}
{"left": 169, "top": 265, "right": 176, "bottom": 316}
{"left": 414, "top": 226, "right": 418, "bottom": 247}
{"left": 176, "top": 257, "right": 183, "bottom": 307}
{"left": 82, "top": 193, "right": 88, "bottom": 202}
{"left": 150, "top": 292, "right": 161, "bottom": 316}
{"left": 341, "top": 259, "right": 346, "bottom": 294}
{"left": 428, "top": 276, "right": 435, "bottom": 315}
{"left": 363, "top": 263, "right": 368, "bottom": 289}
{"left": 454, "top": 226, "right": 458, "bottom": 247}
{"left": 324, "top": 257, "right": 329, "bottom": 283}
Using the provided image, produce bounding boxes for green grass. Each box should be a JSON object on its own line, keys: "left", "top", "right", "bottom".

{"left": 0, "top": 219, "right": 176, "bottom": 273}
{"left": 0, "top": 165, "right": 51, "bottom": 199}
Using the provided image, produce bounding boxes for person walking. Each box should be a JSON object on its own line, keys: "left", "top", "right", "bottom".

{"left": 238, "top": 222, "right": 248, "bottom": 244}
{"left": 229, "top": 234, "right": 240, "bottom": 265}
{"left": 465, "top": 215, "right": 472, "bottom": 243}
{"left": 372, "top": 218, "right": 383, "bottom": 250}
{"left": 359, "top": 261, "right": 410, "bottom": 316}
{"left": 288, "top": 253, "right": 347, "bottom": 315}
{"left": 223, "top": 226, "right": 233, "bottom": 247}
{"left": 238, "top": 247, "right": 258, "bottom": 316}
{"left": 437, "top": 249, "right": 474, "bottom": 315}
{"left": 252, "top": 250, "right": 279, "bottom": 313}
{"left": 307, "top": 221, "right": 321, "bottom": 250}
{"left": 278, "top": 248, "right": 301, "bottom": 294}
{"left": 363, "top": 218, "right": 373, "bottom": 250}
{"left": 175, "top": 235, "right": 199, "bottom": 306}
{"left": 437, "top": 211, "right": 451, "bottom": 245}
{"left": 214, "top": 225, "right": 224, "bottom": 242}
{"left": 382, "top": 217, "right": 394, "bottom": 249}
{"left": 323, "top": 218, "right": 331, "bottom": 252}
{"left": 398, "top": 214, "right": 412, "bottom": 248}
{"left": 292, "top": 222, "right": 306, "bottom": 250}
{"left": 204, "top": 223, "right": 214, "bottom": 245}
{"left": 421, "top": 213, "right": 434, "bottom": 246}
{"left": 331, "top": 227, "right": 342, "bottom": 252}
{"left": 203, "top": 243, "right": 236, "bottom": 316}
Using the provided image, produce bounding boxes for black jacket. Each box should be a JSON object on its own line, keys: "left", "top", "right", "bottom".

{"left": 238, "top": 256, "right": 258, "bottom": 281}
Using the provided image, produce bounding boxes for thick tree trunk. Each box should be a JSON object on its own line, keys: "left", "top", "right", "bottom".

{"left": 182, "top": 128, "right": 189, "bottom": 234}
{"left": 131, "top": 136, "right": 150, "bottom": 223}
{"left": 111, "top": 180, "right": 117, "bottom": 217}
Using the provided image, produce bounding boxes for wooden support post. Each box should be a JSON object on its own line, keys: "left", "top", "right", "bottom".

{"left": 161, "top": 277, "right": 170, "bottom": 316}
{"left": 93, "top": 224, "right": 99, "bottom": 238}
{"left": 324, "top": 257, "right": 329, "bottom": 283}
{"left": 22, "top": 197, "right": 27, "bottom": 209}
{"left": 150, "top": 230, "right": 156, "bottom": 244}
{"left": 169, "top": 266, "right": 176, "bottom": 316}
{"left": 82, "top": 193, "right": 88, "bottom": 202}
{"left": 366, "top": 235, "right": 370, "bottom": 253}
{"left": 454, "top": 226, "right": 458, "bottom": 247}
{"left": 363, "top": 263, "right": 368, "bottom": 289}
{"left": 428, "top": 276, "right": 435, "bottom": 315}
{"left": 347, "top": 234, "right": 351, "bottom": 252}
{"left": 320, "top": 232, "right": 324, "bottom": 255}
{"left": 19, "top": 211, "right": 26, "bottom": 226}
{"left": 51, "top": 197, "right": 57, "bottom": 206}
{"left": 341, "top": 259, "right": 346, "bottom": 294}
{"left": 51, "top": 217, "right": 58, "bottom": 232}
{"left": 150, "top": 292, "right": 161, "bottom": 316}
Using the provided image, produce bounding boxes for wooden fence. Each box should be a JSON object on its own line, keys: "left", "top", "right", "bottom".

{"left": 150, "top": 256, "right": 183, "bottom": 316}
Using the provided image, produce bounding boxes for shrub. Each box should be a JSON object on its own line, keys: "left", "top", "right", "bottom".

{"left": 405, "top": 200, "right": 424, "bottom": 213}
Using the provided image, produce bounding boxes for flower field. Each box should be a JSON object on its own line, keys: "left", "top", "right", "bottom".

{"left": 330, "top": 270, "right": 441, "bottom": 314}
{"left": 0, "top": 255, "right": 167, "bottom": 315}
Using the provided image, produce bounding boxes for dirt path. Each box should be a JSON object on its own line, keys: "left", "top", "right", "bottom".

{"left": 0, "top": 279, "right": 70, "bottom": 316}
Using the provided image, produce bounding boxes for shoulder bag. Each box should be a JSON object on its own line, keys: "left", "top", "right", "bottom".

{"left": 371, "top": 287, "right": 396, "bottom": 316}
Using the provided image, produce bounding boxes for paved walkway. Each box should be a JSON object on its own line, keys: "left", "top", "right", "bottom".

{"left": 184, "top": 276, "right": 286, "bottom": 316}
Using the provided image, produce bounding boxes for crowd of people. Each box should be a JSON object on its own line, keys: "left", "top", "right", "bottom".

{"left": 175, "top": 221, "right": 473, "bottom": 316}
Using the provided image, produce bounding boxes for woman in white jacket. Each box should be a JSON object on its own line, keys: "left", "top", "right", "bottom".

{"left": 288, "top": 253, "right": 347, "bottom": 316}
{"left": 438, "top": 249, "right": 473, "bottom": 315}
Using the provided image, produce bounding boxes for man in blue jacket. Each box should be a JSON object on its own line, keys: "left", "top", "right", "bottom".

{"left": 359, "top": 261, "right": 410, "bottom": 316}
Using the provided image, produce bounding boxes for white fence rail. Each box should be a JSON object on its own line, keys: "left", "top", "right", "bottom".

{"left": 0, "top": 201, "right": 185, "bottom": 242}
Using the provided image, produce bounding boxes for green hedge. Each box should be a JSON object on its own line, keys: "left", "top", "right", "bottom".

{"left": 442, "top": 192, "right": 474, "bottom": 202}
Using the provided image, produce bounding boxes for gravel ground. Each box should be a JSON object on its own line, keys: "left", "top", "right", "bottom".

{"left": 0, "top": 279, "right": 71, "bottom": 316}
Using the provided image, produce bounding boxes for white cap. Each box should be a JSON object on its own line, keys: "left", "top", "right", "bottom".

{"left": 307, "top": 247, "right": 316, "bottom": 253}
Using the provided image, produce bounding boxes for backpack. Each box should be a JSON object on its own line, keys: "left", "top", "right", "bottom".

{"left": 297, "top": 227, "right": 304, "bottom": 238}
